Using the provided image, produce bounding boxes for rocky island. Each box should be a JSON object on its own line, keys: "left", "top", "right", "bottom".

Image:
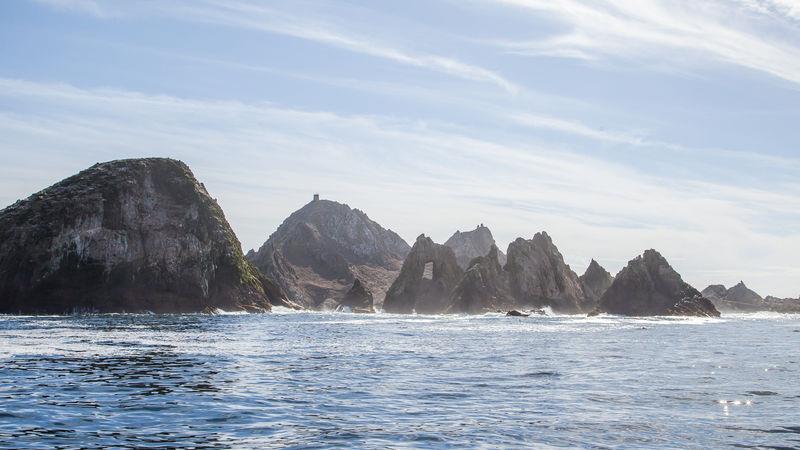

{"left": 594, "top": 250, "right": 720, "bottom": 317}
{"left": 0, "top": 158, "right": 285, "bottom": 314}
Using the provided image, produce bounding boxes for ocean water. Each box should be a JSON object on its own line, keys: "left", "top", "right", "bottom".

{"left": 0, "top": 311, "right": 798, "bottom": 449}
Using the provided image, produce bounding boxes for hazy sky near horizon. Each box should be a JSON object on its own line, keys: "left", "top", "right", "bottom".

{"left": 1, "top": 0, "right": 799, "bottom": 297}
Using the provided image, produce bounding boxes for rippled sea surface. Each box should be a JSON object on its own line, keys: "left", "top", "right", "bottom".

{"left": 1, "top": 311, "right": 799, "bottom": 449}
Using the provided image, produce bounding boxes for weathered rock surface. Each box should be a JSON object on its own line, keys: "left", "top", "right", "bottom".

{"left": 447, "top": 245, "right": 515, "bottom": 314}
{"left": 340, "top": 279, "right": 375, "bottom": 313}
{"left": 0, "top": 158, "right": 281, "bottom": 314}
{"left": 597, "top": 250, "right": 720, "bottom": 317}
{"left": 579, "top": 259, "right": 614, "bottom": 308}
{"left": 505, "top": 232, "right": 588, "bottom": 313}
{"left": 701, "top": 281, "right": 763, "bottom": 312}
{"left": 444, "top": 225, "right": 506, "bottom": 269}
{"left": 383, "top": 235, "right": 463, "bottom": 314}
{"left": 248, "top": 198, "right": 409, "bottom": 308}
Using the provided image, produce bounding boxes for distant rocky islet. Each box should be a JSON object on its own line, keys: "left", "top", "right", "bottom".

{"left": 0, "top": 158, "right": 795, "bottom": 316}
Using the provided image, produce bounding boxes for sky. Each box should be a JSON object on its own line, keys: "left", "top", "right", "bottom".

{"left": 1, "top": 0, "right": 799, "bottom": 298}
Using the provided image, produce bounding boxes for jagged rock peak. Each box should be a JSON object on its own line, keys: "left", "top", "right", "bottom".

{"left": 448, "top": 244, "right": 514, "bottom": 314}
{"left": 579, "top": 259, "right": 614, "bottom": 307}
{"left": 444, "top": 224, "right": 507, "bottom": 269}
{"left": 383, "top": 234, "right": 463, "bottom": 314}
{"left": 340, "top": 278, "right": 375, "bottom": 313}
{"left": 248, "top": 198, "right": 410, "bottom": 308}
{"left": 0, "top": 158, "right": 279, "bottom": 314}
{"left": 505, "top": 232, "right": 587, "bottom": 313}
{"left": 597, "top": 249, "right": 719, "bottom": 317}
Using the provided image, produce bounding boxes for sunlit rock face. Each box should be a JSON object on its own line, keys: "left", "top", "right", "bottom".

{"left": 0, "top": 158, "right": 277, "bottom": 314}
{"left": 383, "top": 235, "right": 463, "bottom": 314}
{"left": 701, "top": 282, "right": 763, "bottom": 312}
{"left": 248, "top": 198, "right": 409, "bottom": 309}
{"left": 579, "top": 259, "right": 614, "bottom": 310}
{"left": 444, "top": 224, "right": 506, "bottom": 270}
{"left": 598, "top": 249, "right": 720, "bottom": 317}
{"left": 447, "top": 245, "right": 515, "bottom": 314}
{"left": 505, "top": 232, "right": 588, "bottom": 313}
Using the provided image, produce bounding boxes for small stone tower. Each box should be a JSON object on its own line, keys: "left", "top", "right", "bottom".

{"left": 313, "top": 193, "right": 320, "bottom": 202}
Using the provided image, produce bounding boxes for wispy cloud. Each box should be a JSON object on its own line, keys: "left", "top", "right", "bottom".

{"left": 32, "top": 0, "right": 519, "bottom": 94}
{"left": 488, "top": 0, "right": 800, "bottom": 87}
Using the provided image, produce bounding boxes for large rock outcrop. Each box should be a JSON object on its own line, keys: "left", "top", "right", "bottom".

{"left": 383, "top": 235, "right": 463, "bottom": 314}
{"left": 248, "top": 198, "right": 409, "bottom": 308}
{"left": 444, "top": 224, "right": 506, "bottom": 269}
{"left": 701, "top": 281, "right": 763, "bottom": 312}
{"left": 579, "top": 259, "right": 614, "bottom": 308}
{"left": 0, "top": 158, "right": 281, "bottom": 314}
{"left": 505, "top": 232, "right": 588, "bottom": 313}
{"left": 597, "top": 249, "right": 720, "bottom": 317}
{"left": 447, "top": 245, "right": 514, "bottom": 314}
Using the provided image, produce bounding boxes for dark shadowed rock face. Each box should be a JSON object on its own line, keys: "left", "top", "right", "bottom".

{"left": 0, "top": 158, "right": 280, "bottom": 314}
{"left": 447, "top": 245, "right": 514, "bottom": 314}
{"left": 505, "top": 232, "right": 587, "bottom": 313}
{"left": 579, "top": 259, "right": 614, "bottom": 308}
{"left": 701, "top": 282, "right": 763, "bottom": 312}
{"left": 598, "top": 250, "right": 720, "bottom": 317}
{"left": 383, "top": 235, "right": 463, "bottom": 314}
{"left": 248, "top": 199, "right": 410, "bottom": 308}
{"left": 340, "top": 279, "right": 375, "bottom": 313}
{"left": 444, "top": 225, "right": 507, "bottom": 269}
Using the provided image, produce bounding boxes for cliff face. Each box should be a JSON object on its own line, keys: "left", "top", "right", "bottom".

{"left": 248, "top": 199, "right": 409, "bottom": 308}
{"left": 0, "top": 158, "right": 279, "bottom": 314}
{"left": 383, "top": 235, "right": 463, "bottom": 314}
{"left": 598, "top": 250, "right": 719, "bottom": 317}
{"left": 579, "top": 259, "right": 614, "bottom": 308}
{"left": 505, "top": 232, "right": 587, "bottom": 313}
{"left": 701, "top": 282, "right": 763, "bottom": 312}
{"left": 447, "top": 245, "right": 514, "bottom": 314}
{"left": 444, "top": 225, "right": 507, "bottom": 269}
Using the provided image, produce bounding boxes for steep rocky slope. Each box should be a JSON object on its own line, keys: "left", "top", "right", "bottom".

{"left": 505, "top": 232, "right": 588, "bottom": 313}
{"left": 597, "top": 250, "right": 719, "bottom": 317}
{"left": 444, "top": 225, "right": 506, "bottom": 269}
{"left": 0, "top": 158, "right": 280, "bottom": 314}
{"left": 579, "top": 259, "right": 614, "bottom": 308}
{"left": 248, "top": 198, "right": 409, "bottom": 308}
{"left": 447, "top": 245, "right": 514, "bottom": 314}
{"left": 383, "top": 235, "right": 463, "bottom": 314}
{"left": 340, "top": 279, "right": 375, "bottom": 313}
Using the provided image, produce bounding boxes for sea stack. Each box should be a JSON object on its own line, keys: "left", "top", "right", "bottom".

{"left": 444, "top": 224, "right": 507, "bottom": 269}
{"left": 579, "top": 259, "right": 614, "bottom": 309}
{"left": 248, "top": 198, "right": 409, "bottom": 309}
{"left": 340, "top": 278, "right": 375, "bottom": 313}
{"left": 0, "top": 158, "right": 281, "bottom": 314}
{"left": 597, "top": 249, "right": 720, "bottom": 317}
{"left": 383, "top": 234, "right": 463, "bottom": 314}
{"left": 447, "top": 245, "right": 514, "bottom": 314}
{"left": 504, "top": 232, "right": 588, "bottom": 313}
